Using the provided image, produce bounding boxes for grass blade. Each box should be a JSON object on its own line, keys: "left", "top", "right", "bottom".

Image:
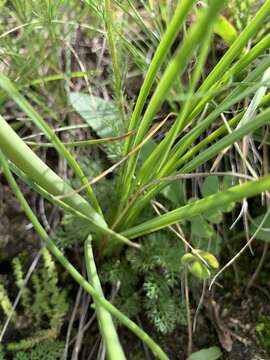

{"left": 122, "top": 174, "right": 270, "bottom": 239}
{"left": 84, "top": 236, "right": 126, "bottom": 360}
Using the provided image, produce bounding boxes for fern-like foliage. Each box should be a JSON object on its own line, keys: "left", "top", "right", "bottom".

{"left": 55, "top": 212, "right": 92, "bottom": 249}
{"left": 102, "top": 232, "right": 187, "bottom": 334}
{"left": 14, "top": 341, "right": 65, "bottom": 360}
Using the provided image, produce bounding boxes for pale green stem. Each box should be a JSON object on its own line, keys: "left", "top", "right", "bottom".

{"left": 84, "top": 236, "right": 126, "bottom": 360}
{"left": 0, "top": 115, "right": 137, "bottom": 247}
{"left": 122, "top": 174, "right": 270, "bottom": 239}
{"left": 0, "top": 151, "right": 169, "bottom": 360}
{"left": 0, "top": 73, "right": 102, "bottom": 214}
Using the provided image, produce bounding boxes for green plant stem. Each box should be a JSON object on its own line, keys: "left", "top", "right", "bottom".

{"left": 0, "top": 114, "right": 105, "bottom": 227}
{"left": 0, "top": 151, "right": 169, "bottom": 360}
{"left": 0, "top": 73, "right": 102, "bottom": 214}
{"left": 0, "top": 115, "right": 137, "bottom": 247}
{"left": 175, "top": 114, "right": 242, "bottom": 169}
{"left": 25, "top": 130, "right": 134, "bottom": 148}
{"left": 136, "top": 31, "right": 213, "bottom": 186}
{"left": 180, "top": 107, "right": 270, "bottom": 174}
{"left": 159, "top": 57, "right": 270, "bottom": 178}
{"left": 122, "top": 174, "right": 270, "bottom": 239}
{"left": 123, "top": 0, "right": 196, "bottom": 155}
{"left": 84, "top": 236, "right": 126, "bottom": 360}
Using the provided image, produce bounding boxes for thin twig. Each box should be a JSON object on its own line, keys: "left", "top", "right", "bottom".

{"left": 63, "top": 285, "right": 83, "bottom": 360}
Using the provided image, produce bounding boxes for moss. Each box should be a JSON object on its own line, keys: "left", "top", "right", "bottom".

{"left": 256, "top": 316, "right": 270, "bottom": 354}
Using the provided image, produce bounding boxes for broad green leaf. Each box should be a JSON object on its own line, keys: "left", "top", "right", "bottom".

{"left": 219, "top": 176, "right": 236, "bottom": 212}
{"left": 191, "top": 215, "right": 214, "bottom": 239}
{"left": 202, "top": 176, "right": 219, "bottom": 197}
{"left": 218, "top": 202, "right": 235, "bottom": 213}
{"left": 69, "top": 92, "right": 120, "bottom": 137}
{"left": 195, "top": 233, "right": 222, "bottom": 256}
{"left": 187, "top": 346, "right": 222, "bottom": 360}
{"left": 69, "top": 91, "right": 154, "bottom": 164}
{"left": 69, "top": 92, "right": 123, "bottom": 161}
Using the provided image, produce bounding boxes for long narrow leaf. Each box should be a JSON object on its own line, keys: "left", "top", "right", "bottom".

{"left": 0, "top": 115, "right": 136, "bottom": 247}
{"left": 0, "top": 73, "right": 102, "bottom": 213}
{"left": 84, "top": 236, "right": 126, "bottom": 360}
{"left": 122, "top": 174, "right": 270, "bottom": 239}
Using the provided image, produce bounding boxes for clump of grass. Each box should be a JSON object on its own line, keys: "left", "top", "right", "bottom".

{"left": 1, "top": 0, "right": 270, "bottom": 358}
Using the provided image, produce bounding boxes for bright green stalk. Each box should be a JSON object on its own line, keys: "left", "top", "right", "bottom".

{"left": 123, "top": 0, "right": 196, "bottom": 155}
{"left": 0, "top": 73, "right": 102, "bottom": 214}
{"left": 173, "top": 83, "right": 270, "bottom": 170}
{"left": 120, "top": 0, "right": 225, "bottom": 212}
{"left": 204, "top": 0, "right": 270, "bottom": 89}
{"left": 117, "top": 59, "right": 270, "bottom": 228}
{"left": 0, "top": 115, "right": 105, "bottom": 227}
{"left": 176, "top": 31, "right": 270, "bottom": 132}
{"left": 0, "top": 115, "right": 136, "bottom": 247}
{"left": 122, "top": 174, "right": 270, "bottom": 239}
{"left": 230, "top": 33, "right": 270, "bottom": 78}
{"left": 0, "top": 151, "right": 169, "bottom": 360}
{"left": 27, "top": 71, "right": 96, "bottom": 87}
{"left": 84, "top": 236, "right": 126, "bottom": 360}
{"left": 8, "top": 163, "right": 137, "bottom": 249}
{"left": 136, "top": 31, "right": 213, "bottom": 186}
{"left": 175, "top": 114, "right": 242, "bottom": 169}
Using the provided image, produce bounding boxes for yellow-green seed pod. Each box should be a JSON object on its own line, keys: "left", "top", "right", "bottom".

{"left": 188, "top": 261, "right": 211, "bottom": 280}
{"left": 181, "top": 253, "right": 196, "bottom": 266}
{"left": 197, "top": 250, "right": 219, "bottom": 269}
